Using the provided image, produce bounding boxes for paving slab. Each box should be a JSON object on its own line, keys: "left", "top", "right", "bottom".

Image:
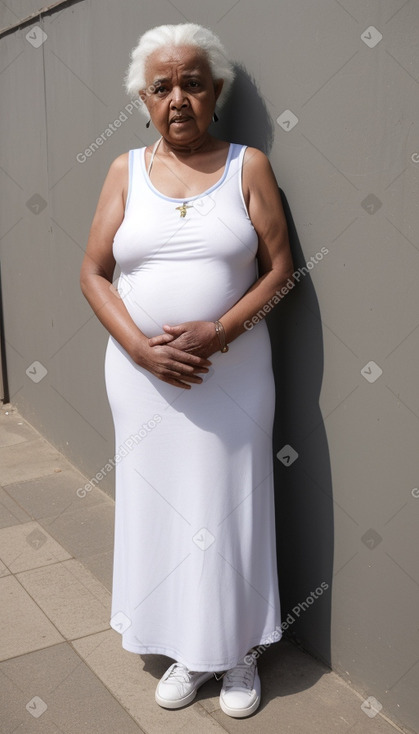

{"left": 0, "top": 520, "right": 71, "bottom": 573}
{"left": 0, "top": 575, "right": 64, "bottom": 661}
{"left": 0, "top": 438, "right": 69, "bottom": 486}
{"left": 80, "top": 547, "right": 114, "bottom": 591}
{"left": 0, "top": 409, "right": 38, "bottom": 448}
{"left": 0, "top": 486, "right": 31, "bottom": 528}
{"left": 3, "top": 468, "right": 108, "bottom": 520}
{"left": 0, "top": 642, "right": 144, "bottom": 733}
{"left": 16, "top": 558, "right": 111, "bottom": 640}
{"left": 39, "top": 500, "right": 115, "bottom": 562}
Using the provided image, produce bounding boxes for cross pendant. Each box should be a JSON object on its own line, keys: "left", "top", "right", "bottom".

{"left": 176, "top": 202, "right": 192, "bottom": 218}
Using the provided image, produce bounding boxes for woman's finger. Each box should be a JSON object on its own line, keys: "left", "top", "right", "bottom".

{"left": 166, "top": 360, "right": 208, "bottom": 377}
{"left": 170, "top": 346, "right": 212, "bottom": 365}
{"left": 148, "top": 333, "right": 174, "bottom": 347}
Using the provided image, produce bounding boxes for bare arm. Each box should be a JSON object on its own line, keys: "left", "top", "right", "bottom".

{"left": 151, "top": 148, "right": 294, "bottom": 355}
{"left": 80, "top": 154, "right": 211, "bottom": 388}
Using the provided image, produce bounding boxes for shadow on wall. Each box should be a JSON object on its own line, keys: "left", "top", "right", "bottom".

{"left": 211, "top": 62, "right": 275, "bottom": 153}
{"left": 270, "top": 190, "right": 334, "bottom": 670}
{"left": 214, "top": 63, "right": 334, "bottom": 670}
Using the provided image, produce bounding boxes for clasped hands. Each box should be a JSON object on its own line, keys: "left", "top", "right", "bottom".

{"left": 141, "top": 320, "right": 221, "bottom": 389}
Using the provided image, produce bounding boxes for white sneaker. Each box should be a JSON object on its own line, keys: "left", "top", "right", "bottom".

{"left": 219, "top": 657, "right": 261, "bottom": 718}
{"left": 155, "top": 662, "right": 213, "bottom": 709}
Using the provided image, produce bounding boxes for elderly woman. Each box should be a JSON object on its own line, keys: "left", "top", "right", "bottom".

{"left": 80, "top": 22, "right": 293, "bottom": 718}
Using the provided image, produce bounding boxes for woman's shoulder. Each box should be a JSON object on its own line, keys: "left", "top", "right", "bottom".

{"left": 241, "top": 146, "right": 277, "bottom": 199}
{"left": 109, "top": 152, "right": 130, "bottom": 172}
{"left": 224, "top": 142, "right": 269, "bottom": 167}
{"left": 100, "top": 153, "right": 130, "bottom": 196}
{"left": 105, "top": 152, "right": 131, "bottom": 187}
{"left": 241, "top": 145, "right": 269, "bottom": 165}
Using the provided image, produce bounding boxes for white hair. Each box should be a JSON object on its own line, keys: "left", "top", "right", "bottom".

{"left": 124, "top": 23, "right": 235, "bottom": 116}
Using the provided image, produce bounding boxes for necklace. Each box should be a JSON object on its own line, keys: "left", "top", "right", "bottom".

{"left": 147, "top": 137, "right": 194, "bottom": 217}
{"left": 175, "top": 203, "right": 192, "bottom": 218}
{"left": 147, "top": 137, "right": 162, "bottom": 175}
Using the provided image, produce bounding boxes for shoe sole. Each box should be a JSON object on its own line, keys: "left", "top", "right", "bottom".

{"left": 155, "top": 672, "right": 214, "bottom": 710}
{"left": 219, "top": 694, "right": 261, "bottom": 718}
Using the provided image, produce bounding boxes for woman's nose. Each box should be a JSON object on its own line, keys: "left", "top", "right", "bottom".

{"left": 170, "top": 86, "right": 187, "bottom": 108}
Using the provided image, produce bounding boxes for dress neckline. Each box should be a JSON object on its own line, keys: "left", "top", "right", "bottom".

{"left": 140, "top": 143, "right": 233, "bottom": 203}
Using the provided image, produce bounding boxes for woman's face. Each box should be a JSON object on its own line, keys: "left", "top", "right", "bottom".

{"left": 141, "top": 45, "right": 223, "bottom": 147}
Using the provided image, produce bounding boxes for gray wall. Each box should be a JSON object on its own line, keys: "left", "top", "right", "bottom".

{"left": 1, "top": 1, "right": 418, "bottom": 731}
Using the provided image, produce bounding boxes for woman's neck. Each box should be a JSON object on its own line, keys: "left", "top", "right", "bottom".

{"left": 159, "top": 133, "right": 217, "bottom": 157}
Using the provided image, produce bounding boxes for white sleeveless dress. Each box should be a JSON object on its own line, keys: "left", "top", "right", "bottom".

{"left": 105, "top": 142, "right": 282, "bottom": 672}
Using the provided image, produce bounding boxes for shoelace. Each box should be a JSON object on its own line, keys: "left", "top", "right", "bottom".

{"left": 223, "top": 661, "right": 255, "bottom": 691}
{"left": 165, "top": 663, "right": 206, "bottom": 684}
{"left": 166, "top": 663, "right": 193, "bottom": 682}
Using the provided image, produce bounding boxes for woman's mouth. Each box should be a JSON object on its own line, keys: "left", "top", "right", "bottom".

{"left": 170, "top": 117, "right": 192, "bottom": 125}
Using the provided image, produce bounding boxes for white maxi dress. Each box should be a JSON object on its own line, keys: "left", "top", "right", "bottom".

{"left": 105, "top": 142, "right": 282, "bottom": 672}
